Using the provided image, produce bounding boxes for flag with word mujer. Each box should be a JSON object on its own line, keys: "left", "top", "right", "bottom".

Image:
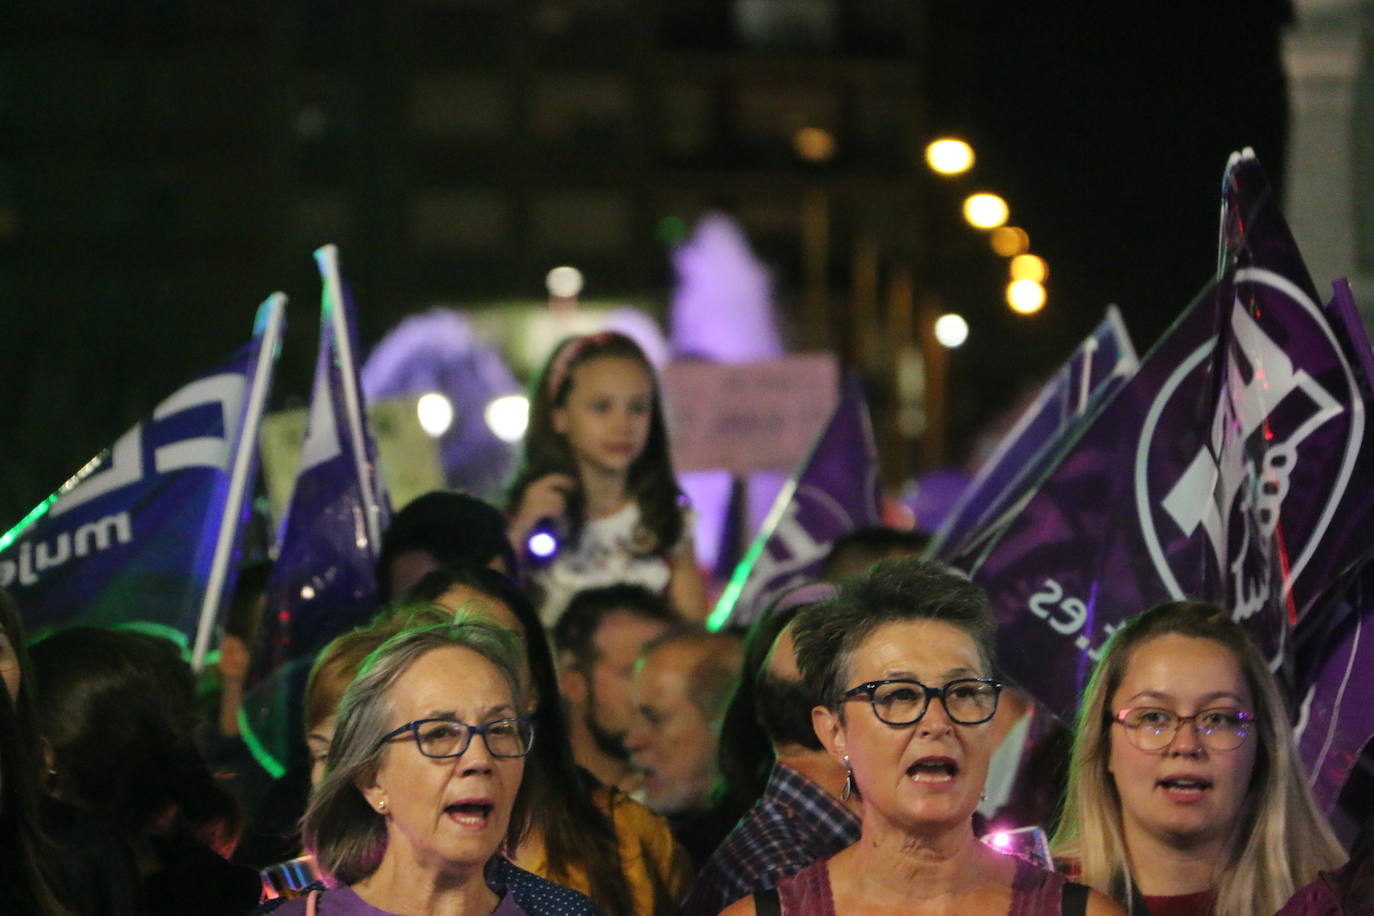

{"left": 0, "top": 294, "right": 286, "bottom": 666}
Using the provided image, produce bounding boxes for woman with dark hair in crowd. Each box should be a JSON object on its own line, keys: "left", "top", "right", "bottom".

{"left": 405, "top": 565, "right": 690, "bottom": 915}
{"left": 725, "top": 558, "right": 1120, "bottom": 915}
{"left": 1052, "top": 601, "right": 1344, "bottom": 915}
{"left": 30, "top": 627, "right": 261, "bottom": 915}
{"left": 0, "top": 667, "right": 71, "bottom": 915}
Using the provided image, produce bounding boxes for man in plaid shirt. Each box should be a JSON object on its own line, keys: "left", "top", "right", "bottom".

{"left": 680, "top": 615, "right": 860, "bottom": 915}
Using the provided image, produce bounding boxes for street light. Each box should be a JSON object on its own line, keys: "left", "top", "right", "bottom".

{"left": 925, "top": 138, "right": 974, "bottom": 175}
{"left": 934, "top": 313, "right": 969, "bottom": 348}
{"left": 1006, "top": 279, "right": 1046, "bottom": 314}
{"left": 990, "top": 226, "right": 1029, "bottom": 257}
{"left": 963, "top": 193, "right": 1009, "bottom": 229}
{"left": 1010, "top": 254, "right": 1047, "bottom": 283}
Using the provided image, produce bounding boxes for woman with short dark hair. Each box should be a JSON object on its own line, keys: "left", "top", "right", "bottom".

{"left": 723, "top": 558, "right": 1120, "bottom": 915}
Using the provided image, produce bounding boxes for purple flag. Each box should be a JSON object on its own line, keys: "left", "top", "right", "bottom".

{"left": 0, "top": 295, "right": 285, "bottom": 661}
{"left": 248, "top": 246, "right": 391, "bottom": 686}
{"left": 1290, "top": 277, "right": 1374, "bottom": 816}
{"left": 962, "top": 151, "right": 1374, "bottom": 719}
{"left": 709, "top": 377, "right": 882, "bottom": 630}
{"left": 239, "top": 248, "right": 390, "bottom": 776}
{"left": 931, "top": 306, "right": 1138, "bottom": 561}
{"left": 1295, "top": 560, "right": 1374, "bottom": 818}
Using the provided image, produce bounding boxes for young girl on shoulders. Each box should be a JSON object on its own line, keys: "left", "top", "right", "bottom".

{"left": 508, "top": 331, "right": 706, "bottom": 625}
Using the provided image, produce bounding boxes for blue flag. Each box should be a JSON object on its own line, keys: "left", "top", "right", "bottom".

{"left": 962, "top": 151, "right": 1374, "bottom": 719}
{"left": 931, "top": 306, "right": 1138, "bottom": 561}
{"left": 240, "top": 247, "right": 390, "bottom": 776}
{"left": 709, "top": 377, "right": 882, "bottom": 630}
{"left": 0, "top": 295, "right": 286, "bottom": 663}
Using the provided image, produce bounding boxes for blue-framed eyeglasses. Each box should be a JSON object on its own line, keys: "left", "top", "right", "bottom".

{"left": 378, "top": 716, "right": 536, "bottom": 759}
{"left": 843, "top": 677, "right": 1002, "bottom": 726}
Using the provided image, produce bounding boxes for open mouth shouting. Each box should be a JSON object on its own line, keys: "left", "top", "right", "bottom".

{"left": 444, "top": 798, "right": 496, "bottom": 830}
{"left": 907, "top": 755, "right": 960, "bottom": 785}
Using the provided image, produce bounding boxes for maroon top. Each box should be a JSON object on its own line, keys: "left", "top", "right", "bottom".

{"left": 1140, "top": 890, "right": 1215, "bottom": 916}
{"left": 775, "top": 854, "right": 1077, "bottom": 915}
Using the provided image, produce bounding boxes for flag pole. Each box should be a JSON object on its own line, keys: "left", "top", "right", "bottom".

{"left": 191, "top": 293, "right": 286, "bottom": 672}
{"left": 314, "top": 245, "right": 383, "bottom": 556}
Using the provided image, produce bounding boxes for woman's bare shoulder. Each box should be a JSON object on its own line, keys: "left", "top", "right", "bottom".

{"left": 1085, "top": 887, "right": 1127, "bottom": 916}
{"left": 718, "top": 896, "right": 756, "bottom": 916}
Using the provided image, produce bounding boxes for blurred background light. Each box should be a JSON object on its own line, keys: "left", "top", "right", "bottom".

{"left": 793, "top": 126, "right": 836, "bottom": 162}
{"left": 484, "top": 394, "right": 530, "bottom": 443}
{"left": 963, "top": 192, "right": 1009, "bottom": 229}
{"left": 416, "top": 392, "right": 454, "bottom": 438}
{"left": 989, "top": 225, "right": 1030, "bottom": 257}
{"left": 1010, "top": 254, "right": 1048, "bottom": 283}
{"left": 545, "top": 265, "right": 584, "bottom": 298}
{"left": 1007, "top": 279, "right": 1047, "bottom": 314}
{"left": 934, "top": 312, "right": 969, "bottom": 348}
{"left": 925, "top": 138, "right": 974, "bottom": 175}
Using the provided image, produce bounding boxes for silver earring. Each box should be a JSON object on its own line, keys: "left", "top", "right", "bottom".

{"left": 841, "top": 755, "right": 854, "bottom": 802}
{"left": 378, "top": 800, "right": 387, "bottom": 811}
{"left": 979, "top": 789, "right": 988, "bottom": 802}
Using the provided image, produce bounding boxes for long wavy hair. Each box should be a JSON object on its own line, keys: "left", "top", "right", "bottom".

{"left": 0, "top": 663, "right": 71, "bottom": 915}
{"left": 507, "top": 332, "right": 683, "bottom": 557}
{"left": 1051, "top": 601, "right": 1344, "bottom": 915}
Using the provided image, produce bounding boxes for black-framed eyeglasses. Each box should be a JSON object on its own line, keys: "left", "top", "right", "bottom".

{"left": 1112, "top": 706, "right": 1253, "bottom": 752}
{"left": 843, "top": 677, "right": 1002, "bottom": 726}
{"left": 378, "top": 716, "right": 536, "bottom": 759}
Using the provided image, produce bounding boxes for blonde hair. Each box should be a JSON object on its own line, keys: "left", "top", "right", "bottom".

{"left": 1052, "top": 601, "right": 1344, "bottom": 915}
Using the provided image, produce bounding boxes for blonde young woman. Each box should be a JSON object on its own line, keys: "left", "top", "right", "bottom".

{"left": 1052, "top": 601, "right": 1344, "bottom": 916}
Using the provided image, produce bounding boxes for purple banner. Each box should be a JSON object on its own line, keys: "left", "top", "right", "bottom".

{"left": 710, "top": 376, "right": 882, "bottom": 630}
{"left": 247, "top": 247, "right": 391, "bottom": 688}
{"left": 240, "top": 249, "right": 389, "bottom": 776}
{"left": 962, "top": 152, "right": 1374, "bottom": 719}
{"left": 1295, "top": 560, "right": 1374, "bottom": 817}
{"left": 0, "top": 296, "right": 284, "bottom": 652}
{"left": 932, "top": 306, "right": 1138, "bottom": 561}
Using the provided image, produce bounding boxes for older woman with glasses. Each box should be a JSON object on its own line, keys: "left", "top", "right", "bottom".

{"left": 269, "top": 619, "right": 599, "bottom": 915}
{"left": 1052, "top": 601, "right": 1343, "bottom": 916}
{"left": 723, "top": 558, "right": 1119, "bottom": 916}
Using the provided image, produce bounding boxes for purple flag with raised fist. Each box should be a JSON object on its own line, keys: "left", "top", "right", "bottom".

{"left": 709, "top": 376, "right": 882, "bottom": 630}
{"left": 962, "top": 151, "right": 1374, "bottom": 719}
{"left": 0, "top": 295, "right": 285, "bottom": 662}
{"left": 238, "top": 249, "right": 390, "bottom": 776}
{"left": 931, "top": 306, "right": 1138, "bottom": 561}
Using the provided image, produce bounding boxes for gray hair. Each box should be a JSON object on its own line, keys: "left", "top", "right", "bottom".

{"left": 303, "top": 618, "right": 528, "bottom": 885}
{"left": 793, "top": 557, "right": 997, "bottom": 711}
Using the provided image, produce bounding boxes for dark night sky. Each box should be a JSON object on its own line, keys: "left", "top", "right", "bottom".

{"left": 925, "top": 3, "right": 1291, "bottom": 441}
{"left": 1, "top": 3, "right": 1295, "bottom": 524}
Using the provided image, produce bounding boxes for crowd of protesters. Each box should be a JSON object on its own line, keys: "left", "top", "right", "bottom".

{"left": 1, "top": 331, "right": 1370, "bottom": 915}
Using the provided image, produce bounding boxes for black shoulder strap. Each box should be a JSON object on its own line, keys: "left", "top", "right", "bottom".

{"left": 1061, "top": 880, "right": 1090, "bottom": 916}
{"left": 753, "top": 885, "right": 782, "bottom": 916}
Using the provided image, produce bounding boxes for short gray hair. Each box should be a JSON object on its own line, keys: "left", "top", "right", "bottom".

{"left": 794, "top": 557, "right": 997, "bottom": 711}
{"left": 303, "top": 618, "right": 527, "bottom": 885}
